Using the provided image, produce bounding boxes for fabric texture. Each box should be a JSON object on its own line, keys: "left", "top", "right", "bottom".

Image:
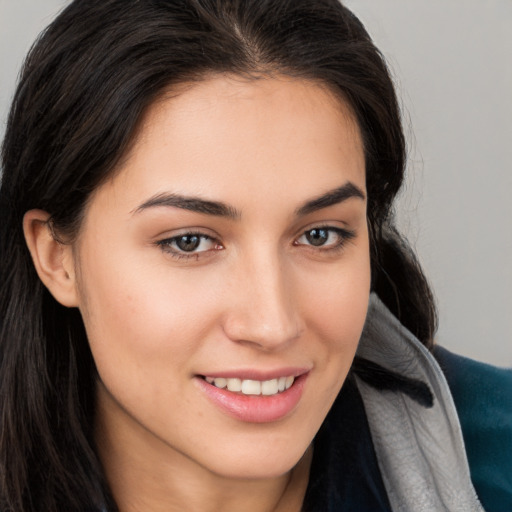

{"left": 95, "top": 294, "right": 511, "bottom": 511}
{"left": 304, "top": 294, "right": 512, "bottom": 511}
{"left": 434, "top": 346, "right": 512, "bottom": 511}
{"left": 302, "top": 373, "right": 392, "bottom": 511}
{"left": 355, "top": 295, "right": 484, "bottom": 511}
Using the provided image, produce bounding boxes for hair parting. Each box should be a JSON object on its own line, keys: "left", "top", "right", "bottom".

{"left": 0, "top": 1, "right": 436, "bottom": 510}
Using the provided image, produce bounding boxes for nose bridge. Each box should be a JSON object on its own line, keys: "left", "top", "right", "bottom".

{"left": 223, "top": 246, "right": 300, "bottom": 350}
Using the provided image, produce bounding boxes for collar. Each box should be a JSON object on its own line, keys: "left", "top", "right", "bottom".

{"left": 353, "top": 294, "right": 484, "bottom": 512}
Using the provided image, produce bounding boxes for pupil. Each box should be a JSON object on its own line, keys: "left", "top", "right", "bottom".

{"left": 176, "top": 235, "right": 200, "bottom": 252}
{"left": 306, "top": 229, "right": 328, "bottom": 246}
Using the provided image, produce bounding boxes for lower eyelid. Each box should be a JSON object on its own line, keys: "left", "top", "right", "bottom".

{"left": 156, "top": 233, "right": 223, "bottom": 258}
{"left": 296, "top": 227, "right": 355, "bottom": 246}
{"left": 156, "top": 226, "right": 354, "bottom": 257}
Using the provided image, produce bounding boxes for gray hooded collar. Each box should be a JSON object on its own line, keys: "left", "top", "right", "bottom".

{"left": 355, "top": 294, "right": 484, "bottom": 512}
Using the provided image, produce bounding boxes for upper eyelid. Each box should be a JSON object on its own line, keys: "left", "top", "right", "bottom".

{"left": 154, "top": 228, "right": 219, "bottom": 245}
{"left": 158, "top": 232, "right": 215, "bottom": 245}
{"left": 155, "top": 224, "right": 355, "bottom": 248}
{"left": 295, "top": 224, "right": 355, "bottom": 238}
{"left": 156, "top": 233, "right": 219, "bottom": 259}
{"left": 296, "top": 226, "right": 355, "bottom": 242}
{"left": 291, "top": 216, "right": 352, "bottom": 234}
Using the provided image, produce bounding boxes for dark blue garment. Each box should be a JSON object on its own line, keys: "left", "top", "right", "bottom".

{"left": 94, "top": 347, "right": 510, "bottom": 511}
{"left": 434, "top": 347, "right": 512, "bottom": 512}
{"left": 303, "top": 349, "right": 512, "bottom": 511}
{"left": 303, "top": 374, "right": 392, "bottom": 512}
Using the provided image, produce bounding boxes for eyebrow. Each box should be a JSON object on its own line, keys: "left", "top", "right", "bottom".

{"left": 295, "top": 182, "right": 365, "bottom": 216}
{"left": 133, "top": 192, "right": 241, "bottom": 220}
{"left": 132, "top": 181, "right": 365, "bottom": 219}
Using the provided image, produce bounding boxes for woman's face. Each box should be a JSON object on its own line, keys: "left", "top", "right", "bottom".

{"left": 74, "top": 75, "right": 370, "bottom": 480}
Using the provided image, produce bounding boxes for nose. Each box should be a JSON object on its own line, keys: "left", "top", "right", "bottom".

{"left": 222, "top": 251, "right": 302, "bottom": 351}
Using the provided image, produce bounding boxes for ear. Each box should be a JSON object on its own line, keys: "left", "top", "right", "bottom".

{"left": 23, "top": 210, "right": 79, "bottom": 307}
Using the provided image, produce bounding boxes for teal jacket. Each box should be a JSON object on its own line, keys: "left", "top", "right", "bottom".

{"left": 434, "top": 346, "right": 512, "bottom": 511}
{"left": 96, "top": 296, "right": 512, "bottom": 512}
{"left": 303, "top": 296, "right": 512, "bottom": 511}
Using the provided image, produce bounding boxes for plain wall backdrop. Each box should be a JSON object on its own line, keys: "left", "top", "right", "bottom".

{"left": 1, "top": 0, "right": 511, "bottom": 365}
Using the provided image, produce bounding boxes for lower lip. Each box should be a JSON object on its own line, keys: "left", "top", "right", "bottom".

{"left": 196, "top": 374, "right": 308, "bottom": 423}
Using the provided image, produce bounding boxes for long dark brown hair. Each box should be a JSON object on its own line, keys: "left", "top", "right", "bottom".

{"left": 0, "top": 0, "right": 436, "bottom": 510}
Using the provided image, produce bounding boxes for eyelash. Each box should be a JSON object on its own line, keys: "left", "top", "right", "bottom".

{"left": 156, "top": 232, "right": 221, "bottom": 260}
{"left": 294, "top": 226, "right": 356, "bottom": 253}
{"left": 156, "top": 226, "right": 356, "bottom": 260}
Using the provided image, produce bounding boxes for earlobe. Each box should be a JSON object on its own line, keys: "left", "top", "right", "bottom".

{"left": 23, "top": 210, "right": 79, "bottom": 307}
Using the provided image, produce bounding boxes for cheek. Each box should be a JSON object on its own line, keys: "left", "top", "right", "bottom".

{"left": 75, "top": 247, "right": 222, "bottom": 393}
{"left": 300, "top": 243, "right": 371, "bottom": 385}
{"left": 304, "top": 246, "right": 371, "bottom": 342}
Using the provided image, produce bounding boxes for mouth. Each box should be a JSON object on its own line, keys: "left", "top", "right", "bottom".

{"left": 201, "top": 375, "right": 295, "bottom": 396}
{"left": 196, "top": 371, "right": 309, "bottom": 423}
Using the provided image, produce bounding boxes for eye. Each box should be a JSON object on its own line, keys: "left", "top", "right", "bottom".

{"left": 156, "top": 232, "right": 222, "bottom": 258}
{"left": 295, "top": 226, "right": 355, "bottom": 249}
{"left": 173, "top": 234, "right": 209, "bottom": 252}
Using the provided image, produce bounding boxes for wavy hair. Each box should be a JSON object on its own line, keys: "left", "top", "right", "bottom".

{"left": 0, "top": 0, "right": 436, "bottom": 510}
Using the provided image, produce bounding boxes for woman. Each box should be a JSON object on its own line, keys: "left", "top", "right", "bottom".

{"left": 0, "top": 1, "right": 510, "bottom": 511}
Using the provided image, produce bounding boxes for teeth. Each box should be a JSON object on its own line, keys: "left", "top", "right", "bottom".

{"left": 206, "top": 376, "right": 295, "bottom": 396}
{"left": 241, "top": 380, "right": 261, "bottom": 395}
{"left": 261, "top": 379, "right": 278, "bottom": 396}
{"left": 213, "top": 377, "right": 227, "bottom": 389}
{"left": 226, "top": 378, "right": 242, "bottom": 392}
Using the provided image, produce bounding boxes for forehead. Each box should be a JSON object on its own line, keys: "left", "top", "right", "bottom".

{"left": 93, "top": 75, "right": 365, "bottom": 215}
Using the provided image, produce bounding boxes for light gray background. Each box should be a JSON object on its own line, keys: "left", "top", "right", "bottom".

{"left": 1, "top": 1, "right": 511, "bottom": 365}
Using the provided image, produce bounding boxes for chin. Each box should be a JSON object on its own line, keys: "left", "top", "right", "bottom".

{"left": 199, "top": 432, "right": 313, "bottom": 481}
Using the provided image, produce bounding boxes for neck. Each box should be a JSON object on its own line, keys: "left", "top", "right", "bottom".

{"left": 94, "top": 384, "right": 312, "bottom": 512}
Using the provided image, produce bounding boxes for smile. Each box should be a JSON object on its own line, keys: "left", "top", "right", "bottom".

{"left": 197, "top": 372, "right": 309, "bottom": 423}
{"left": 203, "top": 376, "right": 295, "bottom": 396}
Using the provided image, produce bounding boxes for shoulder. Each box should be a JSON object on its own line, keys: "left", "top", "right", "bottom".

{"left": 433, "top": 345, "right": 512, "bottom": 511}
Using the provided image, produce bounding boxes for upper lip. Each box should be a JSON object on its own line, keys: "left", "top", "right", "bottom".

{"left": 199, "top": 367, "right": 311, "bottom": 381}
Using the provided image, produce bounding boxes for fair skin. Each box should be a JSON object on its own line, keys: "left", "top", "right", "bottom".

{"left": 24, "top": 75, "right": 370, "bottom": 512}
